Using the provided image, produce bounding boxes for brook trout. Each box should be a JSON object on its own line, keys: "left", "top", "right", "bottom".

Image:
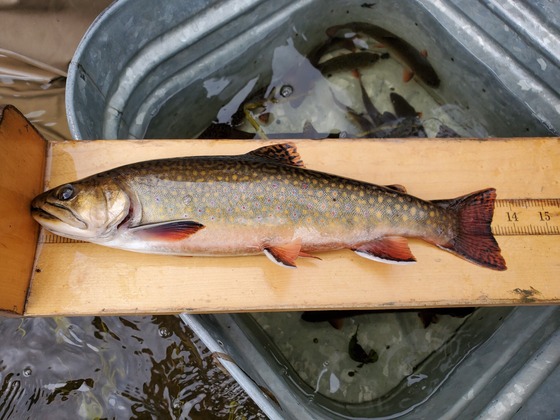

{"left": 31, "top": 143, "right": 506, "bottom": 270}
{"left": 326, "top": 22, "right": 441, "bottom": 87}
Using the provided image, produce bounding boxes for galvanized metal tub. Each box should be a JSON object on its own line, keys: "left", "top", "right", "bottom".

{"left": 66, "top": 0, "right": 560, "bottom": 140}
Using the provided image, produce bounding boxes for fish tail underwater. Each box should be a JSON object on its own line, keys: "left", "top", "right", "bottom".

{"left": 431, "top": 188, "right": 506, "bottom": 271}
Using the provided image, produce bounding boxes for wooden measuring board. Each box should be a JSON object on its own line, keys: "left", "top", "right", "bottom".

{"left": 0, "top": 105, "right": 559, "bottom": 316}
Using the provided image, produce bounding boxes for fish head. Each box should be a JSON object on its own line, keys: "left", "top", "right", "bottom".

{"left": 31, "top": 176, "right": 130, "bottom": 241}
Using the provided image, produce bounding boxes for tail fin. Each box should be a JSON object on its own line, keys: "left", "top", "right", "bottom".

{"left": 435, "top": 188, "right": 507, "bottom": 271}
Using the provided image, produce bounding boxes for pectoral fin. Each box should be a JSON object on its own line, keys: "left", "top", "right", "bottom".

{"left": 130, "top": 220, "right": 205, "bottom": 241}
{"left": 353, "top": 236, "right": 416, "bottom": 265}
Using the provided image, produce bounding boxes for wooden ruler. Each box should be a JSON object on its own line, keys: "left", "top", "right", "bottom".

{"left": 493, "top": 199, "right": 560, "bottom": 236}
{"left": 38, "top": 198, "right": 560, "bottom": 244}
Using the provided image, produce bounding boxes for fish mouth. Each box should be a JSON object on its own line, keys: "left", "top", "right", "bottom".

{"left": 31, "top": 206, "right": 60, "bottom": 221}
{"left": 31, "top": 202, "right": 87, "bottom": 230}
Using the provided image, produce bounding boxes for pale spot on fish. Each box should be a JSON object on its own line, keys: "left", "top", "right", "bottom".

{"left": 378, "top": 196, "right": 384, "bottom": 203}
{"left": 376, "top": 211, "right": 383, "bottom": 219}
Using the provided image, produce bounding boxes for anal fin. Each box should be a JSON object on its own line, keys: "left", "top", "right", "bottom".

{"left": 353, "top": 236, "right": 416, "bottom": 265}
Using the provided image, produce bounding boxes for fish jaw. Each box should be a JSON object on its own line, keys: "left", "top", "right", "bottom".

{"left": 31, "top": 194, "right": 93, "bottom": 240}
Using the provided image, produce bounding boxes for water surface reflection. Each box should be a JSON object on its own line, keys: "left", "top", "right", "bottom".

{"left": 0, "top": 315, "right": 264, "bottom": 418}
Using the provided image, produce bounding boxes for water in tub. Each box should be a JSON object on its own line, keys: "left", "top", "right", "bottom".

{"left": 201, "top": 32, "right": 487, "bottom": 141}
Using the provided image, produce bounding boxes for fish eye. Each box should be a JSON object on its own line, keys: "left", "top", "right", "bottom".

{"left": 56, "top": 184, "right": 75, "bottom": 201}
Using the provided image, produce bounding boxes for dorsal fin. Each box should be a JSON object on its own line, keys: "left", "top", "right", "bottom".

{"left": 246, "top": 143, "right": 305, "bottom": 167}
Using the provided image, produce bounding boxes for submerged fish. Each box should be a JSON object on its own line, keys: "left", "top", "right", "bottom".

{"left": 316, "top": 51, "right": 380, "bottom": 77}
{"left": 326, "top": 22, "right": 440, "bottom": 87}
{"left": 31, "top": 143, "right": 505, "bottom": 270}
{"left": 348, "top": 325, "right": 378, "bottom": 366}
{"left": 390, "top": 92, "right": 419, "bottom": 118}
{"left": 352, "top": 69, "right": 386, "bottom": 127}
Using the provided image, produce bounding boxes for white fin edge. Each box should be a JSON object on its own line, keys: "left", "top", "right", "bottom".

{"left": 354, "top": 250, "right": 417, "bottom": 265}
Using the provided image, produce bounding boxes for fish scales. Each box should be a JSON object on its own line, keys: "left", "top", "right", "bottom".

{"left": 31, "top": 143, "right": 505, "bottom": 270}
{"left": 116, "top": 157, "right": 454, "bottom": 246}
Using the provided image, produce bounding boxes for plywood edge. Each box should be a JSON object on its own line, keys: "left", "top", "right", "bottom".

{"left": 0, "top": 105, "right": 47, "bottom": 315}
